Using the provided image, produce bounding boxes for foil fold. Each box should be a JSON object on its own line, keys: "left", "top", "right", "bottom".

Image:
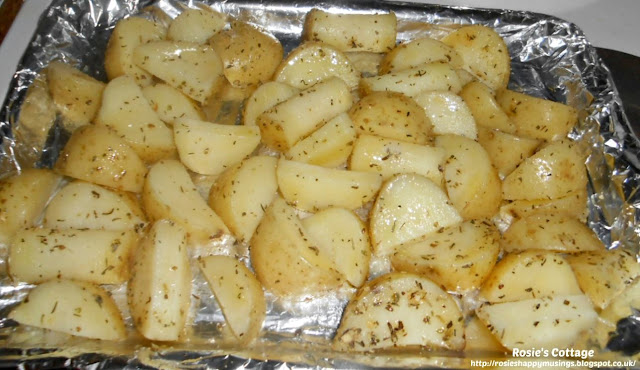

{"left": 0, "top": 0, "right": 639, "bottom": 368}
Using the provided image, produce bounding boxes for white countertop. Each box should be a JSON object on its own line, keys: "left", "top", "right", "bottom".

{"left": 1, "top": 0, "right": 639, "bottom": 105}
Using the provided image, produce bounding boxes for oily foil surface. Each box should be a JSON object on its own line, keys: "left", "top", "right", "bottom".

{"left": 1, "top": 0, "right": 639, "bottom": 368}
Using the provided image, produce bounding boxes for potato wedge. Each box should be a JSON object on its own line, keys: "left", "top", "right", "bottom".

{"left": 302, "top": 207, "right": 371, "bottom": 288}
{"left": 497, "top": 188, "right": 588, "bottom": 224}
{"left": 391, "top": 220, "right": 500, "bottom": 293}
{"left": 242, "top": 82, "right": 298, "bottom": 127}
{"left": 442, "top": 25, "right": 510, "bottom": 91}
{"left": 379, "top": 37, "right": 463, "bottom": 74}
{"left": 435, "top": 135, "right": 501, "bottom": 220}
{"left": 104, "top": 17, "right": 166, "bottom": 86}
{"left": 134, "top": 40, "right": 224, "bottom": 104}
{"left": 479, "top": 251, "right": 582, "bottom": 303}
{"left": 47, "top": 61, "right": 105, "bottom": 129}
{"left": 55, "top": 125, "right": 147, "bottom": 193}
{"left": 210, "top": 21, "right": 283, "bottom": 88}
{"left": 95, "top": 75, "right": 176, "bottom": 163}
{"left": 9, "top": 279, "right": 126, "bottom": 341}
{"left": 0, "top": 169, "right": 61, "bottom": 246}
{"left": 258, "top": 77, "right": 352, "bottom": 151}
{"left": 277, "top": 158, "right": 382, "bottom": 212}
{"left": 349, "top": 134, "right": 445, "bottom": 184}
{"left": 143, "top": 160, "right": 229, "bottom": 244}
{"left": 250, "top": 197, "right": 344, "bottom": 297}
{"left": 333, "top": 272, "right": 464, "bottom": 351}
{"left": 413, "top": 91, "right": 477, "bottom": 139}
{"left": 496, "top": 89, "right": 578, "bottom": 141}
{"left": 476, "top": 294, "right": 597, "bottom": 349}
{"left": 208, "top": 156, "right": 278, "bottom": 243}
{"left": 9, "top": 227, "right": 136, "bottom": 284}
{"left": 477, "top": 126, "right": 540, "bottom": 178}
{"left": 174, "top": 118, "right": 261, "bottom": 176}
{"left": 459, "top": 81, "right": 515, "bottom": 134}
{"left": 360, "top": 62, "right": 462, "bottom": 97}
{"left": 128, "top": 220, "right": 190, "bottom": 341}
{"left": 198, "top": 255, "right": 265, "bottom": 343}
{"left": 370, "top": 173, "right": 462, "bottom": 256}
{"left": 348, "top": 91, "right": 432, "bottom": 145}
{"left": 567, "top": 248, "right": 640, "bottom": 309}
{"left": 43, "top": 181, "right": 145, "bottom": 232}
{"left": 142, "top": 83, "right": 205, "bottom": 124}
{"left": 502, "top": 140, "right": 587, "bottom": 201}
{"left": 274, "top": 42, "right": 359, "bottom": 90}
{"left": 286, "top": 113, "right": 356, "bottom": 167}
{"left": 303, "top": 9, "right": 396, "bottom": 53}
{"left": 501, "top": 213, "right": 604, "bottom": 254}
{"left": 167, "top": 8, "right": 226, "bottom": 44}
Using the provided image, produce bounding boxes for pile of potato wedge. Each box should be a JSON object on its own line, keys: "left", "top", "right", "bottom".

{"left": 2, "top": 4, "right": 637, "bottom": 358}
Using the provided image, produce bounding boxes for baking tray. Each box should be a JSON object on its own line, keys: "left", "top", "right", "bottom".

{"left": 0, "top": 0, "right": 639, "bottom": 368}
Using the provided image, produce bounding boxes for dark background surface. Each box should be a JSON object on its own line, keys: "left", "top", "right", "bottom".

{"left": 597, "top": 48, "right": 640, "bottom": 139}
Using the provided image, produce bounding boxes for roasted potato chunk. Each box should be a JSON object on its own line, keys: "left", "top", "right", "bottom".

{"left": 334, "top": 272, "right": 464, "bottom": 351}
{"left": 55, "top": 125, "right": 147, "bottom": 193}
{"left": 9, "top": 280, "right": 127, "bottom": 341}
{"left": 442, "top": 25, "right": 510, "bottom": 91}
{"left": 210, "top": 21, "right": 283, "bottom": 88}
{"left": 250, "top": 198, "right": 344, "bottom": 297}
{"left": 0, "top": 169, "right": 61, "bottom": 246}
{"left": 303, "top": 9, "right": 396, "bottom": 53}
{"left": 391, "top": 220, "right": 500, "bottom": 293}
{"left": 104, "top": 17, "right": 166, "bottom": 86}
{"left": 199, "top": 255, "right": 266, "bottom": 344}
{"left": 349, "top": 91, "right": 432, "bottom": 145}
{"left": 370, "top": 173, "right": 462, "bottom": 255}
